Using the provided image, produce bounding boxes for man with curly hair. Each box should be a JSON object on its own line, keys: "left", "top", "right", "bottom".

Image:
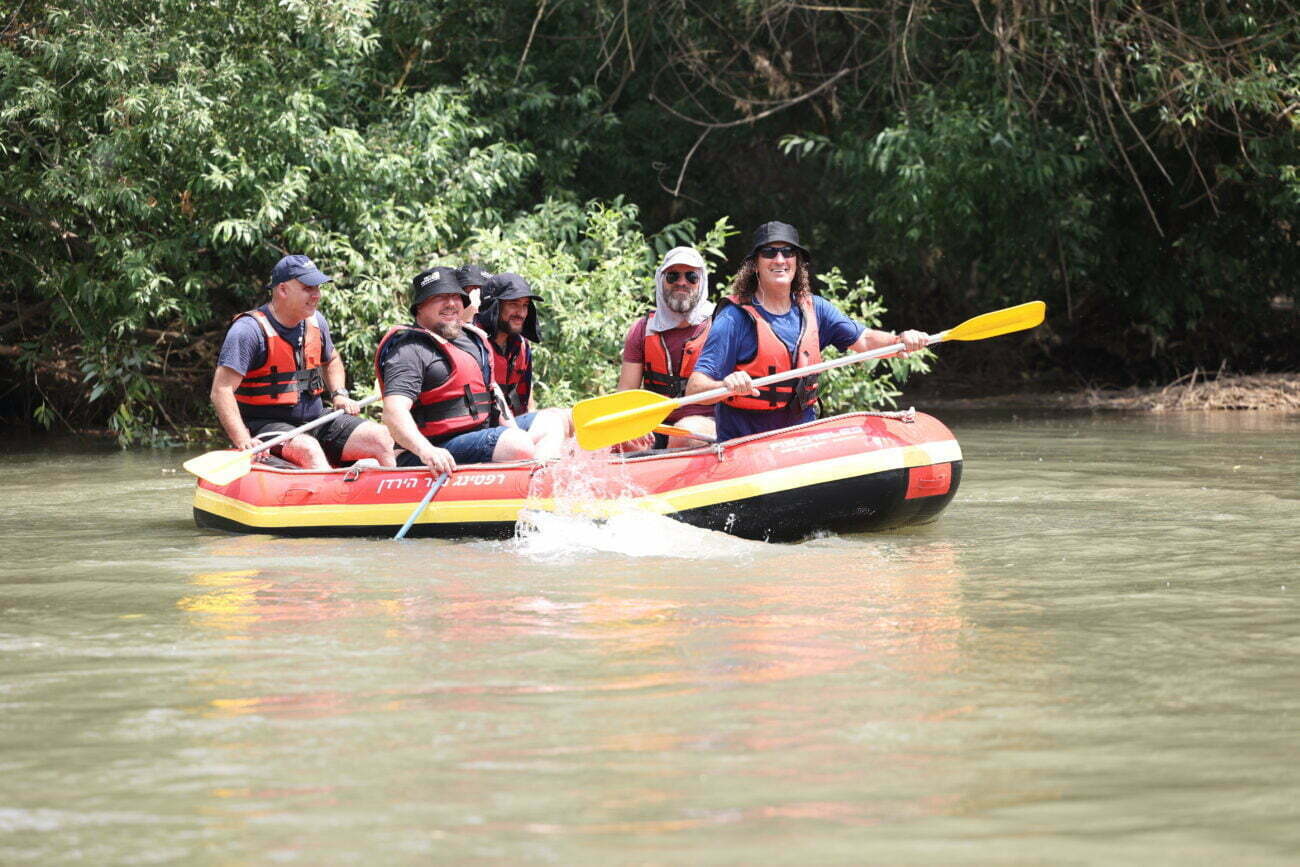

{"left": 686, "top": 221, "right": 927, "bottom": 442}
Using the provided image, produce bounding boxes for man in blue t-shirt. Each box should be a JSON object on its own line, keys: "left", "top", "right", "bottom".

{"left": 687, "top": 222, "right": 928, "bottom": 442}
{"left": 210, "top": 255, "right": 395, "bottom": 469}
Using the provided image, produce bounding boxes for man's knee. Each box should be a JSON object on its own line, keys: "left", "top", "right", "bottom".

{"left": 530, "top": 408, "right": 570, "bottom": 439}
{"left": 491, "top": 428, "right": 537, "bottom": 462}
{"left": 281, "top": 435, "right": 329, "bottom": 468}
{"left": 343, "top": 421, "right": 395, "bottom": 459}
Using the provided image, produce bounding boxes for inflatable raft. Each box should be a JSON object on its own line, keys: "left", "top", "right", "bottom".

{"left": 191, "top": 410, "right": 962, "bottom": 542}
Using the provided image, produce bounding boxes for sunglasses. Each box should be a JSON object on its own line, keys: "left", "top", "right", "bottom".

{"left": 664, "top": 270, "right": 699, "bottom": 285}
{"left": 757, "top": 245, "right": 798, "bottom": 259}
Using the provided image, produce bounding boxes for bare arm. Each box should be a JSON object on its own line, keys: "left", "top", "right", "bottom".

{"left": 382, "top": 394, "right": 455, "bottom": 474}
{"left": 686, "top": 370, "right": 759, "bottom": 402}
{"left": 847, "top": 328, "right": 928, "bottom": 355}
{"left": 211, "top": 366, "right": 255, "bottom": 450}
{"left": 616, "top": 360, "right": 643, "bottom": 392}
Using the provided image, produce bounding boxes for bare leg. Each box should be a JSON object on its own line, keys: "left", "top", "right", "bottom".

{"left": 526, "top": 408, "right": 568, "bottom": 461}
{"left": 279, "top": 434, "right": 332, "bottom": 469}
{"left": 491, "top": 427, "right": 538, "bottom": 462}
{"left": 340, "top": 420, "right": 397, "bottom": 466}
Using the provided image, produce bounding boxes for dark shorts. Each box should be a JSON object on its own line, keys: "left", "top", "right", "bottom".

{"left": 396, "top": 425, "right": 508, "bottom": 467}
{"left": 248, "top": 414, "right": 366, "bottom": 465}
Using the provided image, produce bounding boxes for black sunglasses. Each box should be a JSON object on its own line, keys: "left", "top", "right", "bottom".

{"left": 663, "top": 270, "right": 699, "bottom": 285}
{"left": 757, "top": 245, "right": 798, "bottom": 259}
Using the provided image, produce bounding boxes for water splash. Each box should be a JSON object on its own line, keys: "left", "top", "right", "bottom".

{"left": 512, "top": 443, "right": 758, "bottom": 560}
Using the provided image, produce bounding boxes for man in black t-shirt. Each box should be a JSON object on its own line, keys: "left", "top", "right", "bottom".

{"left": 376, "top": 267, "right": 565, "bottom": 472}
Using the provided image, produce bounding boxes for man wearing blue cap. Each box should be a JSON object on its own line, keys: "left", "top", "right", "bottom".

{"left": 210, "top": 254, "right": 396, "bottom": 469}
{"left": 687, "top": 222, "right": 927, "bottom": 442}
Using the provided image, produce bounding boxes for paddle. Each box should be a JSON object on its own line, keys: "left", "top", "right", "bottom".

{"left": 491, "top": 382, "right": 520, "bottom": 429}
{"left": 573, "top": 301, "right": 1046, "bottom": 450}
{"left": 394, "top": 471, "right": 450, "bottom": 540}
{"left": 183, "top": 393, "right": 381, "bottom": 485}
{"left": 652, "top": 424, "right": 715, "bottom": 444}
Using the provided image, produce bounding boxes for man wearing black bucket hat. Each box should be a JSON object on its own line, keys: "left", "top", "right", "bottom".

{"left": 473, "top": 272, "right": 543, "bottom": 420}
{"left": 374, "top": 267, "right": 565, "bottom": 472}
{"left": 687, "top": 221, "right": 927, "bottom": 442}
{"left": 210, "top": 254, "right": 396, "bottom": 469}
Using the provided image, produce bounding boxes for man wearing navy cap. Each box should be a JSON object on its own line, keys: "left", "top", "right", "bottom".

{"left": 210, "top": 255, "right": 395, "bottom": 469}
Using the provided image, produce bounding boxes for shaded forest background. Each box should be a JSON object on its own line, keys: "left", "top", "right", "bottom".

{"left": 2, "top": 0, "right": 1297, "bottom": 443}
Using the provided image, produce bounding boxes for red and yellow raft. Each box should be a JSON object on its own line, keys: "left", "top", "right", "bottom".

{"left": 192, "top": 410, "right": 962, "bottom": 542}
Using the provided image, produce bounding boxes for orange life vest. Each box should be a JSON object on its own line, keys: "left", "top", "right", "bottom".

{"left": 488, "top": 336, "right": 532, "bottom": 417}
{"left": 232, "top": 309, "right": 325, "bottom": 409}
{"left": 374, "top": 324, "right": 496, "bottom": 439}
{"left": 641, "top": 315, "right": 711, "bottom": 399}
{"left": 721, "top": 293, "right": 822, "bottom": 411}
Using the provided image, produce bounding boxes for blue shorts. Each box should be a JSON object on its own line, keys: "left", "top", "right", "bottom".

{"left": 397, "top": 425, "right": 507, "bottom": 467}
{"left": 512, "top": 411, "right": 537, "bottom": 431}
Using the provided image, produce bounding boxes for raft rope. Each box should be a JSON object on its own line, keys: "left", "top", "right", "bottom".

{"left": 862, "top": 407, "right": 916, "bottom": 423}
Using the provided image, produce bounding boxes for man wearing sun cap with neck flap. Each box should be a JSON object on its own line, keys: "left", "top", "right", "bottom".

{"left": 474, "top": 272, "right": 544, "bottom": 419}
{"left": 210, "top": 254, "right": 395, "bottom": 469}
{"left": 616, "top": 246, "right": 717, "bottom": 449}
{"left": 687, "top": 221, "right": 927, "bottom": 442}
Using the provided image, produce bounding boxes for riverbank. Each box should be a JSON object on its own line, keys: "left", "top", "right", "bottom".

{"left": 904, "top": 372, "right": 1300, "bottom": 413}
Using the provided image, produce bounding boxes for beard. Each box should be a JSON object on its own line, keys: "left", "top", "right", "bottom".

{"left": 665, "top": 287, "right": 700, "bottom": 314}
{"left": 431, "top": 320, "right": 464, "bottom": 341}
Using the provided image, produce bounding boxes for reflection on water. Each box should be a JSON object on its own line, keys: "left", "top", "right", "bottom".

{"left": 0, "top": 413, "right": 1297, "bottom": 863}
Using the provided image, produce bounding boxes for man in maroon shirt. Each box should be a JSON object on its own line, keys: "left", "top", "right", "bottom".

{"left": 615, "top": 246, "right": 716, "bottom": 449}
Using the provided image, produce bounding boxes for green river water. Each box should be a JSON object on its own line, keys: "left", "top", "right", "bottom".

{"left": 1, "top": 411, "right": 1297, "bottom": 864}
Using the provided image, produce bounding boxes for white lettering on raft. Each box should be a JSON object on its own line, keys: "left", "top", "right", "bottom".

{"left": 375, "top": 473, "right": 506, "bottom": 493}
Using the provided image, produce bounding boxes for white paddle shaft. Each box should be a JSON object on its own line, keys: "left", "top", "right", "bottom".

{"left": 247, "top": 393, "right": 380, "bottom": 456}
{"left": 676, "top": 332, "right": 940, "bottom": 409}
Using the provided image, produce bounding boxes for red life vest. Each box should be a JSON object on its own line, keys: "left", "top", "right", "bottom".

{"left": 488, "top": 336, "right": 532, "bottom": 417}
{"left": 374, "top": 324, "right": 496, "bottom": 439}
{"left": 232, "top": 309, "right": 325, "bottom": 408}
{"left": 641, "top": 315, "right": 711, "bottom": 399}
{"left": 721, "top": 293, "right": 822, "bottom": 412}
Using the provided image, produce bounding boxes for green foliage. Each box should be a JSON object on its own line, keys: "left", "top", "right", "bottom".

{"left": 812, "top": 268, "right": 932, "bottom": 414}
{"left": 452, "top": 201, "right": 737, "bottom": 408}
{"left": 4, "top": 0, "right": 1299, "bottom": 443}
{"left": 1, "top": 0, "right": 534, "bottom": 440}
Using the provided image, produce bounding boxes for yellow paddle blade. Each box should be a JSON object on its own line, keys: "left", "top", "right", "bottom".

{"left": 572, "top": 389, "right": 677, "bottom": 451}
{"left": 942, "top": 301, "right": 1045, "bottom": 342}
{"left": 183, "top": 449, "right": 253, "bottom": 486}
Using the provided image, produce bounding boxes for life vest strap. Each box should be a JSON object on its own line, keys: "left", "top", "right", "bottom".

{"left": 413, "top": 388, "right": 495, "bottom": 424}
{"left": 642, "top": 368, "right": 687, "bottom": 398}
{"left": 235, "top": 366, "right": 324, "bottom": 398}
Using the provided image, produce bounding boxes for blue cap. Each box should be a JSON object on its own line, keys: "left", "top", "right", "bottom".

{"left": 267, "top": 254, "right": 331, "bottom": 289}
